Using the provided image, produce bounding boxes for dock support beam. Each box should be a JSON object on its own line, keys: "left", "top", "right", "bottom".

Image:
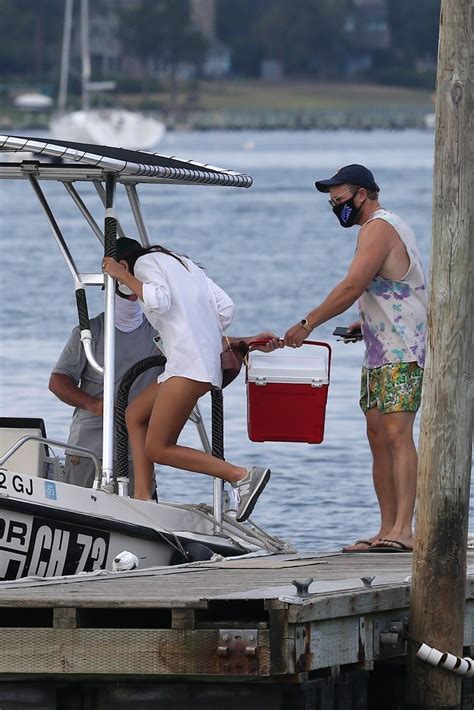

{"left": 407, "top": 1, "right": 474, "bottom": 708}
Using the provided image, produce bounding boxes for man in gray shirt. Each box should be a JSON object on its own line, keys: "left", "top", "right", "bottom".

{"left": 49, "top": 291, "right": 163, "bottom": 492}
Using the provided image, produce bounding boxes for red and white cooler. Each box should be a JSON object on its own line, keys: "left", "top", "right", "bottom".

{"left": 246, "top": 341, "right": 331, "bottom": 444}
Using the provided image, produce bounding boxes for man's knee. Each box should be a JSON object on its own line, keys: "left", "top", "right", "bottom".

{"left": 366, "top": 426, "right": 385, "bottom": 452}
{"left": 365, "top": 410, "right": 387, "bottom": 448}
{"left": 385, "top": 429, "right": 407, "bottom": 450}
{"left": 382, "top": 413, "right": 415, "bottom": 449}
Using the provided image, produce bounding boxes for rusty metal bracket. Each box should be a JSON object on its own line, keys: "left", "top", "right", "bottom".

{"left": 374, "top": 618, "right": 408, "bottom": 659}
{"left": 380, "top": 621, "right": 404, "bottom": 646}
{"left": 217, "top": 629, "right": 259, "bottom": 674}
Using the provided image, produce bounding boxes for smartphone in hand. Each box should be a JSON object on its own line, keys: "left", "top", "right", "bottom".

{"left": 332, "top": 326, "right": 363, "bottom": 341}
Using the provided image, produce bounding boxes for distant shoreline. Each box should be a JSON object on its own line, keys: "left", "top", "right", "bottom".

{"left": 0, "top": 109, "right": 435, "bottom": 132}
{"left": 1, "top": 80, "right": 435, "bottom": 132}
{"left": 173, "top": 107, "right": 435, "bottom": 131}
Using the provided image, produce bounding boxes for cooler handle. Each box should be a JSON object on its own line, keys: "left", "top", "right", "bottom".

{"left": 247, "top": 339, "right": 332, "bottom": 383}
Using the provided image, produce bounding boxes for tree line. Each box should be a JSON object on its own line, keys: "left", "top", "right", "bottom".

{"left": 0, "top": 0, "right": 441, "bottom": 90}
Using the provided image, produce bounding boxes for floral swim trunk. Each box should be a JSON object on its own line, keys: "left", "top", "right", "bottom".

{"left": 359, "top": 362, "right": 424, "bottom": 414}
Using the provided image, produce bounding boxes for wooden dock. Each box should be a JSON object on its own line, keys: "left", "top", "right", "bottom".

{"left": 0, "top": 549, "right": 473, "bottom": 709}
{"left": 0, "top": 551, "right": 474, "bottom": 710}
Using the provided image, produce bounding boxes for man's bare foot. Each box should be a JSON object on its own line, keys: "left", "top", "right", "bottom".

{"left": 342, "top": 535, "right": 382, "bottom": 553}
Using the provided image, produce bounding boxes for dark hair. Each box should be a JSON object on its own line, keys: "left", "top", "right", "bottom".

{"left": 119, "top": 242, "right": 189, "bottom": 273}
{"left": 347, "top": 183, "right": 380, "bottom": 201}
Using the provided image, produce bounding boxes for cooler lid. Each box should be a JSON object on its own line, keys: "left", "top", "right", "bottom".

{"left": 248, "top": 348, "right": 328, "bottom": 385}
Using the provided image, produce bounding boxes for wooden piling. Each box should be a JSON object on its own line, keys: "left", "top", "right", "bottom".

{"left": 407, "top": 1, "right": 474, "bottom": 708}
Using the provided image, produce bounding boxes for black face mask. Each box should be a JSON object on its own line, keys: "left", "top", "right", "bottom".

{"left": 333, "top": 197, "right": 361, "bottom": 228}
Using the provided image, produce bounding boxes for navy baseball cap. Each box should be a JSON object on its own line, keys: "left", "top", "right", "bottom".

{"left": 315, "top": 164, "right": 379, "bottom": 193}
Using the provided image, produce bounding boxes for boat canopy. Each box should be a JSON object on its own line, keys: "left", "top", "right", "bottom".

{"left": 0, "top": 134, "right": 253, "bottom": 187}
{"left": 0, "top": 133, "right": 254, "bottom": 504}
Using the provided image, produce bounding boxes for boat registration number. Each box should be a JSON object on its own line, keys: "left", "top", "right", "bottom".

{"left": 0, "top": 511, "right": 110, "bottom": 580}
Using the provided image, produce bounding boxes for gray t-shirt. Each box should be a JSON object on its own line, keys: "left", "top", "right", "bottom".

{"left": 52, "top": 314, "right": 163, "bottom": 456}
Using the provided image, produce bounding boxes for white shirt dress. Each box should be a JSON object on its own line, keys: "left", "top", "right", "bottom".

{"left": 134, "top": 251, "right": 235, "bottom": 388}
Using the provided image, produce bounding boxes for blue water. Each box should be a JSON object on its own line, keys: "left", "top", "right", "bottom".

{"left": 0, "top": 129, "right": 471, "bottom": 550}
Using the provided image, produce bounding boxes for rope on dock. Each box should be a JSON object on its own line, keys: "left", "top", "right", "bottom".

{"left": 166, "top": 501, "right": 296, "bottom": 555}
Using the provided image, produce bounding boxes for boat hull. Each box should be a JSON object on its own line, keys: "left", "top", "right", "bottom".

{"left": 49, "top": 109, "right": 166, "bottom": 150}
{"left": 0, "top": 470, "right": 243, "bottom": 581}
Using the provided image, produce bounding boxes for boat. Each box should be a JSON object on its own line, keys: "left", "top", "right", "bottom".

{"left": 0, "top": 133, "right": 292, "bottom": 582}
{"left": 49, "top": 0, "right": 165, "bottom": 150}
{"left": 13, "top": 93, "right": 53, "bottom": 111}
{"left": 50, "top": 108, "right": 165, "bottom": 149}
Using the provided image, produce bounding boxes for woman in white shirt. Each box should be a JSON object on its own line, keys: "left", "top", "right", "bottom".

{"left": 102, "top": 238, "right": 273, "bottom": 522}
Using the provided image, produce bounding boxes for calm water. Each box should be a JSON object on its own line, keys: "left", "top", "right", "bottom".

{"left": 0, "top": 129, "right": 472, "bottom": 550}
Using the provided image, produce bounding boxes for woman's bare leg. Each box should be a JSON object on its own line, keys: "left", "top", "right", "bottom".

{"left": 143, "top": 377, "right": 247, "bottom": 498}
{"left": 125, "top": 382, "right": 159, "bottom": 500}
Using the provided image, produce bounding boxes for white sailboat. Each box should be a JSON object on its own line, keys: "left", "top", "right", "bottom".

{"left": 50, "top": 0, "right": 165, "bottom": 150}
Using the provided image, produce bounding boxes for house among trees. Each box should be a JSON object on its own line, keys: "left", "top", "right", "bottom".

{"left": 343, "top": 0, "right": 391, "bottom": 76}
{"left": 190, "top": 0, "right": 231, "bottom": 78}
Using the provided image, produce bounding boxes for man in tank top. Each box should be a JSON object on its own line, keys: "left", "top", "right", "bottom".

{"left": 284, "top": 164, "right": 427, "bottom": 554}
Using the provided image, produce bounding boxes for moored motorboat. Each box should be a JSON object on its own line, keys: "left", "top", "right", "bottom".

{"left": 0, "top": 134, "right": 292, "bottom": 581}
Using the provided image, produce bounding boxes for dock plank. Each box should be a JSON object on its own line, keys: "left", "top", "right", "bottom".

{"left": 0, "top": 551, "right": 443, "bottom": 607}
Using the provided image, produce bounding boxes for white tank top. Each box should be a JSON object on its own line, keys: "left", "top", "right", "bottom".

{"left": 358, "top": 209, "right": 427, "bottom": 369}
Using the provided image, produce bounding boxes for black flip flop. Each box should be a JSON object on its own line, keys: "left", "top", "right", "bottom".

{"left": 367, "top": 539, "right": 413, "bottom": 553}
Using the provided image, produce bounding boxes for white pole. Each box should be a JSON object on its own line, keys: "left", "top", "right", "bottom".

{"left": 101, "top": 174, "right": 117, "bottom": 487}
{"left": 81, "top": 0, "right": 91, "bottom": 111}
{"left": 58, "top": 0, "right": 74, "bottom": 114}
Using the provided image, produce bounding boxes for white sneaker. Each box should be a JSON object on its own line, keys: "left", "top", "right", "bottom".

{"left": 233, "top": 466, "right": 271, "bottom": 522}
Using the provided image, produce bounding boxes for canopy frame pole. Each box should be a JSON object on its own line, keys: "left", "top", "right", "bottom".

{"left": 210, "top": 390, "right": 224, "bottom": 527}
{"left": 188, "top": 404, "right": 222, "bottom": 524}
{"left": 188, "top": 405, "right": 212, "bottom": 455}
{"left": 27, "top": 173, "right": 80, "bottom": 286}
{"left": 124, "top": 183, "right": 151, "bottom": 247}
{"left": 27, "top": 172, "right": 104, "bottom": 375}
{"left": 93, "top": 180, "right": 126, "bottom": 238}
{"left": 101, "top": 173, "right": 118, "bottom": 488}
{"left": 62, "top": 181, "right": 104, "bottom": 244}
